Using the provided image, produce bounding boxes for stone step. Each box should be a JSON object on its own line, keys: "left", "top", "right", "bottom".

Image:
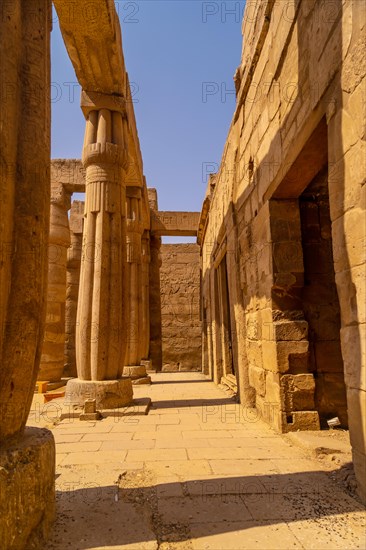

{"left": 35, "top": 380, "right": 49, "bottom": 394}
{"left": 220, "top": 374, "right": 237, "bottom": 394}
{"left": 44, "top": 386, "right": 67, "bottom": 403}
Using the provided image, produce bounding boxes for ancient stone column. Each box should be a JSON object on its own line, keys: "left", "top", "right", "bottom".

{"left": 0, "top": 1, "right": 55, "bottom": 546}
{"left": 149, "top": 234, "right": 163, "bottom": 372}
{"left": 64, "top": 94, "right": 133, "bottom": 409}
{"left": 141, "top": 231, "right": 151, "bottom": 360}
{"left": 123, "top": 190, "right": 151, "bottom": 384}
{"left": 38, "top": 181, "right": 71, "bottom": 383}
{"left": 147, "top": 189, "right": 163, "bottom": 372}
{"left": 126, "top": 188, "right": 143, "bottom": 365}
{"left": 0, "top": 0, "right": 51, "bottom": 440}
{"left": 64, "top": 200, "right": 84, "bottom": 378}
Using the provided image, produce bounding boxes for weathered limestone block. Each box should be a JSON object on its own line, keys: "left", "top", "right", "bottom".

{"left": 262, "top": 340, "right": 309, "bottom": 374}
{"left": 0, "top": 428, "right": 55, "bottom": 550}
{"left": 64, "top": 378, "right": 133, "bottom": 409}
{"left": 124, "top": 365, "right": 147, "bottom": 378}
{"left": 262, "top": 371, "right": 281, "bottom": 404}
{"left": 51, "top": 159, "right": 86, "bottom": 193}
{"left": 282, "top": 411, "right": 320, "bottom": 433}
{"left": 246, "top": 341, "right": 263, "bottom": 369}
{"left": 273, "top": 320, "right": 308, "bottom": 341}
{"left": 123, "top": 365, "right": 151, "bottom": 385}
{"left": 280, "top": 374, "right": 316, "bottom": 413}
{"left": 256, "top": 395, "right": 282, "bottom": 433}
{"left": 248, "top": 366, "right": 266, "bottom": 397}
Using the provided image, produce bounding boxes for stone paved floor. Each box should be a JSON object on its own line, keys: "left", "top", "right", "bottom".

{"left": 37, "top": 373, "right": 365, "bottom": 550}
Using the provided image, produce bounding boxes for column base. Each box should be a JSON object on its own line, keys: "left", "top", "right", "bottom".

{"left": 124, "top": 365, "right": 152, "bottom": 385}
{"left": 141, "top": 359, "right": 156, "bottom": 374}
{"left": 63, "top": 377, "right": 133, "bottom": 409}
{"left": 0, "top": 427, "right": 55, "bottom": 550}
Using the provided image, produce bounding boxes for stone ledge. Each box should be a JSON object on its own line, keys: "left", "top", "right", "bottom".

{"left": 60, "top": 397, "right": 151, "bottom": 421}
{"left": 286, "top": 430, "right": 352, "bottom": 457}
{"left": 0, "top": 427, "right": 55, "bottom": 550}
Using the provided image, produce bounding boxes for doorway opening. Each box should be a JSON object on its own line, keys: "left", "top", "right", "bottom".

{"left": 299, "top": 166, "right": 348, "bottom": 427}
{"left": 217, "top": 255, "right": 236, "bottom": 391}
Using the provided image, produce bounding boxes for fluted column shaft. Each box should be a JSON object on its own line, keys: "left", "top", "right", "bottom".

{"left": 39, "top": 184, "right": 71, "bottom": 382}
{"left": 141, "top": 232, "right": 151, "bottom": 360}
{"left": 76, "top": 108, "right": 128, "bottom": 381}
{"left": 126, "top": 189, "right": 144, "bottom": 366}
{"left": 65, "top": 200, "right": 84, "bottom": 378}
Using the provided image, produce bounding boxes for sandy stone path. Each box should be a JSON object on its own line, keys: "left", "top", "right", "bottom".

{"left": 31, "top": 373, "right": 365, "bottom": 550}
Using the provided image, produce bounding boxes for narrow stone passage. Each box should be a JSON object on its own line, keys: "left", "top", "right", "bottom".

{"left": 45, "top": 373, "right": 365, "bottom": 550}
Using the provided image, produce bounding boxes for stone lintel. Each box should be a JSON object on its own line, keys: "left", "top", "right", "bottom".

{"left": 151, "top": 211, "right": 200, "bottom": 237}
{"left": 126, "top": 185, "right": 143, "bottom": 198}
{"left": 81, "top": 90, "right": 126, "bottom": 119}
{"left": 51, "top": 159, "right": 86, "bottom": 193}
{"left": 69, "top": 200, "right": 85, "bottom": 234}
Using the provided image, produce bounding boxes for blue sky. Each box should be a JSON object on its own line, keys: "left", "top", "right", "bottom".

{"left": 51, "top": 1, "right": 246, "bottom": 213}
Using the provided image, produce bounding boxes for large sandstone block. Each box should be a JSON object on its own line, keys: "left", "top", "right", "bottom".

{"left": 332, "top": 208, "right": 366, "bottom": 272}
{"left": 64, "top": 378, "right": 133, "bottom": 410}
{"left": 282, "top": 411, "right": 320, "bottom": 433}
{"left": 347, "top": 387, "right": 366, "bottom": 457}
{"left": 280, "top": 374, "right": 316, "bottom": 413}
{"left": 335, "top": 264, "right": 366, "bottom": 326}
{"left": 248, "top": 366, "right": 266, "bottom": 397}
{"left": 340, "top": 324, "right": 366, "bottom": 392}
{"left": 0, "top": 428, "right": 55, "bottom": 550}
{"left": 273, "top": 320, "right": 308, "bottom": 341}
{"left": 262, "top": 340, "right": 309, "bottom": 373}
{"left": 352, "top": 448, "right": 366, "bottom": 504}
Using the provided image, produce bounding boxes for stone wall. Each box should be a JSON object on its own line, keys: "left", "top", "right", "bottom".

{"left": 199, "top": 0, "right": 365, "bottom": 501}
{"left": 160, "top": 244, "right": 201, "bottom": 371}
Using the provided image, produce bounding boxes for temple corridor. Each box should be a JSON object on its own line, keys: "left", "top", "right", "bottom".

{"left": 28, "top": 373, "right": 366, "bottom": 550}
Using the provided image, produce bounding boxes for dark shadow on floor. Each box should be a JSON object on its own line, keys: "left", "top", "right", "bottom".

{"left": 150, "top": 397, "right": 237, "bottom": 409}
{"left": 48, "top": 470, "right": 366, "bottom": 549}
{"left": 151, "top": 379, "right": 210, "bottom": 385}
